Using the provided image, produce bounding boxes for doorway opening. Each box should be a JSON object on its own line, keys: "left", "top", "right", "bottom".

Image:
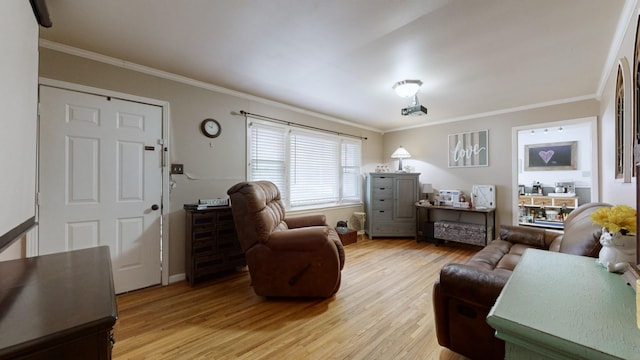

{"left": 511, "top": 116, "right": 598, "bottom": 227}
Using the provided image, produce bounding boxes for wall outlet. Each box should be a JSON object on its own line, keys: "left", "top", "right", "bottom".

{"left": 171, "top": 163, "right": 184, "bottom": 174}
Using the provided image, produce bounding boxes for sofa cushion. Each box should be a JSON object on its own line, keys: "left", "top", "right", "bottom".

{"left": 466, "top": 239, "right": 540, "bottom": 274}
{"left": 466, "top": 239, "right": 511, "bottom": 270}
{"left": 499, "top": 225, "right": 547, "bottom": 247}
{"left": 496, "top": 252, "right": 527, "bottom": 272}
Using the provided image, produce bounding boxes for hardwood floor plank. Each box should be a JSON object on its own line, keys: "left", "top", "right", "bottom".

{"left": 113, "top": 238, "right": 475, "bottom": 359}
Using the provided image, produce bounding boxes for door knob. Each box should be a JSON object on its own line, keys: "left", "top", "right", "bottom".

{"left": 151, "top": 204, "right": 159, "bottom": 211}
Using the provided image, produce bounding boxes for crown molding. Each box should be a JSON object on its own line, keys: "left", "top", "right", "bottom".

{"left": 596, "top": 0, "right": 638, "bottom": 98}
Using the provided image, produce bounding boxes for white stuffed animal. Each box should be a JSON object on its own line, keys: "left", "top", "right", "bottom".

{"left": 596, "top": 228, "right": 636, "bottom": 273}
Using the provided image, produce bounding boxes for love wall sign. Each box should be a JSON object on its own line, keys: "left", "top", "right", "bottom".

{"left": 524, "top": 141, "right": 577, "bottom": 171}
{"left": 448, "top": 129, "right": 488, "bottom": 168}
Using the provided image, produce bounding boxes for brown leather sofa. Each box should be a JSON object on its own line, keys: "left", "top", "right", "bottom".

{"left": 227, "top": 181, "right": 345, "bottom": 298}
{"left": 433, "top": 202, "right": 610, "bottom": 359}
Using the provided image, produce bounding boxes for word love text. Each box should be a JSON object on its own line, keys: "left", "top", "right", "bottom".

{"left": 452, "top": 141, "right": 486, "bottom": 162}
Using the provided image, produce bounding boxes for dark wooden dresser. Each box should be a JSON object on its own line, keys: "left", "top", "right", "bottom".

{"left": 184, "top": 206, "right": 246, "bottom": 285}
{"left": 0, "top": 246, "right": 117, "bottom": 359}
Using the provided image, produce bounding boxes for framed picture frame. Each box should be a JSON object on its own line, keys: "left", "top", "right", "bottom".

{"left": 524, "top": 141, "right": 577, "bottom": 171}
{"left": 448, "top": 129, "right": 489, "bottom": 168}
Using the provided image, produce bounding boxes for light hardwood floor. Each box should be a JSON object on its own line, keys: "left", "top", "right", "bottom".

{"left": 113, "top": 237, "right": 477, "bottom": 359}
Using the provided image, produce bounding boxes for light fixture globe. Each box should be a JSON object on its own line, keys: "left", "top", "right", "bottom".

{"left": 393, "top": 80, "right": 423, "bottom": 98}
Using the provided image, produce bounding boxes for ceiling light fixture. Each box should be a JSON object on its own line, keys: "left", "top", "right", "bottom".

{"left": 393, "top": 80, "right": 423, "bottom": 98}
{"left": 393, "top": 79, "right": 428, "bottom": 116}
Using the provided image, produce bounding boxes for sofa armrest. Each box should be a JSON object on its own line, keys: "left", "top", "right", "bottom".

{"left": 437, "top": 263, "right": 510, "bottom": 309}
{"left": 434, "top": 261, "right": 510, "bottom": 359}
{"left": 267, "top": 226, "right": 330, "bottom": 251}
{"left": 284, "top": 214, "right": 327, "bottom": 228}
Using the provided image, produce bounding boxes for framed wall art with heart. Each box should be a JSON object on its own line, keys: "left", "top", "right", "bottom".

{"left": 524, "top": 141, "right": 577, "bottom": 171}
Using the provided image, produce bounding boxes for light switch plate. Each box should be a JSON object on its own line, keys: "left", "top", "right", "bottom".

{"left": 171, "top": 164, "right": 184, "bottom": 174}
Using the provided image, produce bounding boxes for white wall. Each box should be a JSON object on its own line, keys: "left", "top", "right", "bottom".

{"left": 598, "top": 3, "right": 638, "bottom": 207}
{"left": 0, "top": 0, "right": 38, "bottom": 261}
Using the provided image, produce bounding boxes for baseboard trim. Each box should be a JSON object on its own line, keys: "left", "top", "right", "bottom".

{"left": 169, "top": 273, "right": 186, "bottom": 284}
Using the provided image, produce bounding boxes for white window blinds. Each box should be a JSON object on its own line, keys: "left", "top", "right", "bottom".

{"left": 248, "top": 120, "right": 361, "bottom": 209}
{"left": 290, "top": 130, "right": 339, "bottom": 207}
{"left": 341, "top": 139, "right": 361, "bottom": 202}
{"left": 249, "top": 122, "right": 287, "bottom": 203}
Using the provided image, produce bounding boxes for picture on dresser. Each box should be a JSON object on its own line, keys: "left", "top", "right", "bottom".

{"left": 525, "top": 141, "right": 577, "bottom": 171}
{"left": 447, "top": 129, "right": 489, "bottom": 168}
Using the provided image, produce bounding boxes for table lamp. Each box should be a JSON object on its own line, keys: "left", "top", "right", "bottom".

{"left": 391, "top": 146, "right": 411, "bottom": 172}
{"left": 422, "top": 183, "right": 433, "bottom": 203}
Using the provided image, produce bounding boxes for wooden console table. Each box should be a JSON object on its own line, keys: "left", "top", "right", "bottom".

{"left": 0, "top": 246, "right": 117, "bottom": 359}
{"left": 415, "top": 204, "right": 495, "bottom": 246}
{"left": 487, "top": 249, "right": 640, "bottom": 359}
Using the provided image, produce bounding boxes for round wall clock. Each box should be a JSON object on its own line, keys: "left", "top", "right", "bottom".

{"left": 200, "top": 118, "right": 221, "bottom": 138}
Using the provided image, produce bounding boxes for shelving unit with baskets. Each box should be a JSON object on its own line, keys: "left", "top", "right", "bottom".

{"left": 518, "top": 195, "right": 579, "bottom": 229}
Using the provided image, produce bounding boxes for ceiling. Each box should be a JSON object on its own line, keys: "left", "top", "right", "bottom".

{"left": 40, "top": 0, "right": 627, "bottom": 132}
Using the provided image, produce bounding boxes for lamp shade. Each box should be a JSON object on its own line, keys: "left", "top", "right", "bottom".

{"left": 393, "top": 80, "right": 423, "bottom": 98}
{"left": 422, "top": 183, "right": 433, "bottom": 194}
{"left": 391, "top": 146, "right": 411, "bottom": 159}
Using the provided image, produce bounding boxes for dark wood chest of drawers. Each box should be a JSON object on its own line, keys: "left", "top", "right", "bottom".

{"left": 0, "top": 246, "right": 117, "bottom": 359}
{"left": 184, "top": 206, "right": 246, "bottom": 285}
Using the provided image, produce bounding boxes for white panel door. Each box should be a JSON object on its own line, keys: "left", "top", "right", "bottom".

{"left": 38, "top": 86, "right": 162, "bottom": 294}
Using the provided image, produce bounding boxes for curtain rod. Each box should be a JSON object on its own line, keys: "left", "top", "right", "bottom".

{"left": 239, "top": 110, "right": 368, "bottom": 140}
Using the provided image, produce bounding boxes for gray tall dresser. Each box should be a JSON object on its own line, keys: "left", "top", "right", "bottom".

{"left": 365, "top": 172, "right": 420, "bottom": 238}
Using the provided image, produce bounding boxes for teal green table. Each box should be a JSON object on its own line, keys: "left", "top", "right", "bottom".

{"left": 487, "top": 249, "right": 640, "bottom": 359}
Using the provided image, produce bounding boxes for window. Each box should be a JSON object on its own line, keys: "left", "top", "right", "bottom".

{"left": 618, "top": 56, "right": 634, "bottom": 182}
{"left": 248, "top": 122, "right": 287, "bottom": 202}
{"left": 341, "top": 140, "right": 361, "bottom": 202}
{"left": 634, "top": 15, "right": 640, "bottom": 177}
{"left": 616, "top": 65, "right": 624, "bottom": 179}
{"left": 248, "top": 120, "right": 362, "bottom": 209}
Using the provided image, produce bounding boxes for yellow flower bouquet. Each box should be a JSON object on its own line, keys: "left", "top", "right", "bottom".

{"left": 590, "top": 205, "right": 637, "bottom": 235}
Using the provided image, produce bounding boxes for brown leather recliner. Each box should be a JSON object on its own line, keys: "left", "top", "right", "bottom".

{"left": 433, "top": 202, "right": 611, "bottom": 359}
{"left": 227, "top": 181, "right": 345, "bottom": 298}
